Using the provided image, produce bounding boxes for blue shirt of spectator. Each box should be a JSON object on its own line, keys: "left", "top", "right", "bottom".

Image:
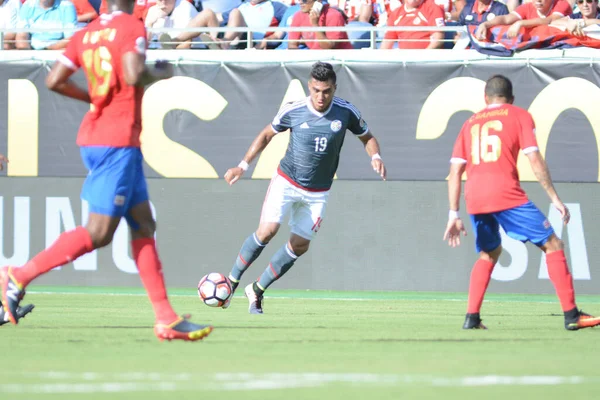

{"left": 458, "top": 0, "right": 508, "bottom": 26}
{"left": 17, "top": 0, "right": 77, "bottom": 49}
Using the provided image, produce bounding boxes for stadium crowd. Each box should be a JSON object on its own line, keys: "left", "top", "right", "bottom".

{"left": 0, "top": 0, "right": 599, "bottom": 50}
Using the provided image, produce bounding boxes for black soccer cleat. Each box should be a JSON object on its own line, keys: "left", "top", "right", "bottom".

{"left": 463, "top": 313, "right": 487, "bottom": 330}
{"left": 0, "top": 303, "right": 35, "bottom": 326}
{"left": 0, "top": 267, "right": 27, "bottom": 325}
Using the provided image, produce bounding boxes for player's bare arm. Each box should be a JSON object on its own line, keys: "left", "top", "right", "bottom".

{"left": 122, "top": 53, "right": 173, "bottom": 87}
{"left": 46, "top": 63, "right": 92, "bottom": 104}
{"left": 476, "top": 13, "right": 519, "bottom": 39}
{"left": 358, "top": 132, "right": 386, "bottom": 180}
{"left": 224, "top": 124, "right": 278, "bottom": 186}
{"left": 527, "top": 150, "right": 570, "bottom": 224}
{"left": 444, "top": 161, "right": 467, "bottom": 247}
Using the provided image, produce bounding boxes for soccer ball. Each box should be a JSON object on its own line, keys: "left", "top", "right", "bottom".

{"left": 198, "top": 273, "right": 232, "bottom": 307}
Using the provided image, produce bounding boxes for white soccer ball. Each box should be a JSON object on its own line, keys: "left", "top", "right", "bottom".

{"left": 198, "top": 272, "right": 232, "bottom": 307}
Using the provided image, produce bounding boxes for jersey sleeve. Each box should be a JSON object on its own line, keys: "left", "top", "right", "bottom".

{"left": 517, "top": 109, "right": 539, "bottom": 154}
{"left": 553, "top": 0, "right": 572, "bottom": 17}
{"left": 428, "top": 3, "right": 445, "bottom": 27}
{"left": 271, "top": 104, "right": 294, "bottom": 133}
{"left": 119, "top": 19, "right": 148, "bottom": 56}
{"left": 346, "top": 104, "right": 369, "bottom": 136}
{"left": 57, "top": 29, "right": 82, "bottom": 70}
{"left": 450, "top": 124, "right": 468, "bottom": 163}
{"left": 512, "top": 3, "right": 528, "bottom": 19}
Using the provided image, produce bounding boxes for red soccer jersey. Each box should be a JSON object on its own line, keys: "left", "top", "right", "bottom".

{"left": 59, "top": 12, "right": 147, "bottom": 147}
{"left": 383, "top": 0, "right": 445, "bottom": 49}
{"left": 451, "top": 103, "right": 539, "bottom": 215}
{"left": 289, "top": 4, "right": 354, "bottom": 49}
{"left": 513, "top": 0, "right": 572, "bottom": 19}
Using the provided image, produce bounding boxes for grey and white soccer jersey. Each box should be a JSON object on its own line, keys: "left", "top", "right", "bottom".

{"left": 261, "top": 96, "right": 369, "bottom": 240}
{"left": 272, "top": 96, "right": 369, "bottom": 191}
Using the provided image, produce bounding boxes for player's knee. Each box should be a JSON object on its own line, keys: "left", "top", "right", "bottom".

{"left": 289, "top": 237, "right": 310, "bottom": 256}
{"left": 256, "top": 226, "right": 278, "bottom": 244}
{"left": 86, "top": 226, "right": 114, "bottom": 249}
{"left": 542, "top": 234, "right": 564, "bottom": 253}
{"left": 481, "top": 246, "right": 502, "bottom": 264}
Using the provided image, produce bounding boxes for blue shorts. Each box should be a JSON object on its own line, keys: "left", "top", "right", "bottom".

{"left": 80, "top": 146, "right": 149, "bottom": 230}
{"left": 470, "top": 201, "right": 554, "bottom": 253}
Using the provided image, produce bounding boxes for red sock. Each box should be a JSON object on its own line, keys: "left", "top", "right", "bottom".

{"left": 467, "top": 258, "right": 495, "bottom": 314}
{"left": 546, "top": 250, "right": 577, "bottom": 312}
{"left": 12, "top": 226, "right": 93, "bottom": 287}
{"left": 132, "top": 238, "right": 178, "bottom": 324}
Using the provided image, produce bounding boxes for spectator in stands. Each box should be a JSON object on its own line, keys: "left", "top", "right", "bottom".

{"left": 202, "top": 0, "right": 241, "bottom": 23}
{"left": 458, "top": 0, "right": 508, "bottom": 27}
{"left": 475, "top": 0, "right": 572, "bottom": 39}
{"left": 0, "top": 0, "right": 20, "bottom": 49}
{"left": 380, "top": 0, "right": 445, "bottom": 49}
{"left": 71, "top": 0, "right": 97, "bottom": 24}
{"left": 288, "top": 0, "right": 353, "bottom": 49}
{"left": 145, "top": 0, "right": 198, "bottom": 48}
{"left": 269, "top": 2, "right": 302, "bottom": 49}
{"left": 570, "top": 0, "right": 600, "bottom": 19}
{"left": 551, "top": 0, "right": 600, "bottom": 34}
{"left": 100, "top": 0, "right": 155, "bottom": 21}
{"left": 328, "top": 0, "right": 376, "bottom": 48}
{"left": 15, "top": 0, "right": 77, "bottom": 49}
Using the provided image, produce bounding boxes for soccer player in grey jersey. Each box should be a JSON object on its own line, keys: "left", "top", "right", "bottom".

{"left": 223, "top": 62, "right": 386, "bottom": 314}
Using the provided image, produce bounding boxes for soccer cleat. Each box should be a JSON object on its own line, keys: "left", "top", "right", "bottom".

{"left": 221, "top": 279, "right": 238, "bottom": 309}
{"left": 462, "top": 313, "right": 487, "bottom": 330}
{"left": 0, "top": 303, "right": 35, "bottom": 326}
{"left": 244, "top": 283, "right": 264, "bottom": 314}
{"left": 565, "top": 310, "right": 600, "bottom": 331}
{"left": 0, "top": 266, "right": 26, "bottom": 325}
{"left": 154, "top": 315, "right": 213, "bottom": 342}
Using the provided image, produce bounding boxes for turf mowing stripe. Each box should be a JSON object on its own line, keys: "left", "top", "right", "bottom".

{"left": 24, "top": 285, "right": 600, "bottom": 304}
{"left": 1, "top": 373, "right": 596, "bottom": 393}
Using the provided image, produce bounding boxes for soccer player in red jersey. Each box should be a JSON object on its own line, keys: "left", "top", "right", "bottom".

{"left": 0, "top": 0, "right": 213, "bottom": 342}
{"left": 444, "top": 75, "right": 600, "bottom": 331}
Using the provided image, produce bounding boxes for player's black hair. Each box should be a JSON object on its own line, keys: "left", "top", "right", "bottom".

{"left": 485, "top": 75, "right": 514, "bottom": 100}
{"left": 310, "top": 62, "right": 337, "bottom": 85}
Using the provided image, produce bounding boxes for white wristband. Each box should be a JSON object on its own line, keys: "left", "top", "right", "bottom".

{"left": 371, "top": 153, "right": 382, "bottom": 161}
{"left": 449, "top": 210, "right": 460, "bottom": 220}
{"left": 238, "top": 160, "right": 249, "bottom": 171}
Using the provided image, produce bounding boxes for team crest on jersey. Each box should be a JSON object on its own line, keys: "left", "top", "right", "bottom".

{"left": 543, "top": 219, "right": 551, "bottom": 229}
{"left": 330, "top": 120, "right": 342, "bottom": 132}
{"left": 413, "top": 17, "right": 421, "bottom": 24}
{"left": 487, "top": 13, "right": 496, "bottom": 21}
{"left": 114, "top": 195, "right": 126, "bottom": 206}
{"left": 359, "top": 118, "right": 366, "bottom": 129}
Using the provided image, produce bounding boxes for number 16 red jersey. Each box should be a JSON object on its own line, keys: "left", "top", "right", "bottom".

{"left": 58, "top": 12, "right": 147, "bottom": 148}
{"left": 451, "top": 103, "right": 539, "bottom": 215}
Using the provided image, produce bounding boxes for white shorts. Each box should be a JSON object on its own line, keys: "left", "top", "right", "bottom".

{"left": 260, "top": 173, "right": 329, "bottom": 241}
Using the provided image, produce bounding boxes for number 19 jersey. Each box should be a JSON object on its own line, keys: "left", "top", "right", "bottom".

{"left": 451, "top": 103, "right": 539, "bottom": 215}
{"left": 59, "top": 12, "right": 147, "bottom": 148}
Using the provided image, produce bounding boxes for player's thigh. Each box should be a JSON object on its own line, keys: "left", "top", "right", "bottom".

{"left": 469, "top": 213, "right": 501, "bottom": 253}
{"left": 122, "top": 149, "right": 152, "bottom": 235}
{"left": 260, "top": 174, "right": 297, "bottom": 224}
{"left": 289, "top": 191, "right": 329, "bottom": 241}
{"left": 495, "top": 201, "right": 554, "bottom": 247}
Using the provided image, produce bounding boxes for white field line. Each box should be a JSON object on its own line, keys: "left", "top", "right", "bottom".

{"left": 0, "top": 373, "right": 595, "bottom": 393}
{"left": 24, "top": 290, "right": 563, "bottom": 304}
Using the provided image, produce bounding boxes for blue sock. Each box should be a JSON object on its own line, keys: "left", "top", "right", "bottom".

{"left": 229, "top": 233, "right": 266, "bottom": 288}
{"left": 257, "top": 244, "right": 298, "bottom": 291}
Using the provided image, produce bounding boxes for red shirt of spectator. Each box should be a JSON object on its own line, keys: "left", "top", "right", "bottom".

{"left": 513, "top": 0, "right": 572, "bottom": 19}
{"left": 71, "top": 0, "right": 99, "bottom": 22}
{"left": 289, "top": 4, "right": 354, "bottom": 49}
{"left": 383, "top": 0, "right": 445, "bottom": 49}
{"left": 451, "top": 104, "right": 538, "bottom": 214}
{"left": 59, "top": 12, "right": 147, "bottom": 147}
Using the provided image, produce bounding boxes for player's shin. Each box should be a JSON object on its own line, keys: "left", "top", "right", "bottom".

{"left": 229, "top": 233, "right": 266, "bottom": 290}
{"left": 257, "top": 244, "right": 299, "bottom": 291}
{"left": 132, "top": 238, "right": 178, "bottom": 324}
{"left": 11, "top": 227, "right": 94, "bottom": 287}
{"left": 546, "top": 250, "right": 577, "bottom": 313}
{"left": 467, "top": 258, "right": 495, "bottom": 314}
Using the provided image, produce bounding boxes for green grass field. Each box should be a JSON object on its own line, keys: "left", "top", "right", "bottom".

{"left": 1, "top": 287, "right": 599, "bottom": 400}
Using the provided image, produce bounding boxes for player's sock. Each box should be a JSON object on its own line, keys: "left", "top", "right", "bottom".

{"left": 546, "top": 250, "right": 577, "bottom": 312}
{"left": 466, "top": 258, "right": 495, "bottom": 314}
{"left": 12, "top": 226, "right": 94, "bottom": 287}
{"left": 229, "top": 233, "right": 266, "bottom": 283}
{"left": 253, "top": 281, "right": 264, "bottom": 296}
{"left": 257, "top": 244, "right": 298, "bottom": 290}
{"left": 132, "top": 238, "right": 178, "bottom": 324}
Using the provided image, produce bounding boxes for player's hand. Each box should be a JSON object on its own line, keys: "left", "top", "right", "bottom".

{"left": 224, "top": 167, "right": 244, "bottom": 186}
{"left": 553, "top": 200, "right": 570, "bottom": 224}
{"left": 371, "top": 159, "right": 386, "bottom": 180}
{"left": 507, "top": 21, "right": 522, "bottom": 38}
{"left": 475, "top": 23, "right": 489, "bottom": 40}
{"left": 443, "top": 218, "right": 467, "bottom": 248}
{"left": 0, "top": 154, "right": 8, "bottom": 171}
{"left": 154, "top": 60, "right": 174, "bottom": 80}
